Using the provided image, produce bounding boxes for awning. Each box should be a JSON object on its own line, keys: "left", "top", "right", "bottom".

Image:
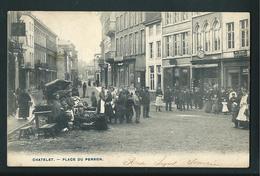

{"left": 192, "top": 64, "right": 218, "bottom": 68}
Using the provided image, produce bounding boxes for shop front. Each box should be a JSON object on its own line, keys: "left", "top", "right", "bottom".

{"left": 192, "top": 64, "right": 220, "bottom": 91}
{"left": 163, "top": 66, "right": 191, "bottom": 90}
{"left": 113, "top": 56, "right": 145, "bottom": 89}
{"left": 223, "top": 58, "right": 250, "bottom": 90}
{"left": 162, "top": 58, "right": 191, "bottom": 93}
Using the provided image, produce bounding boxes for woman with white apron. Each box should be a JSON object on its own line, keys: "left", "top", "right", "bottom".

{"left": 236, "top": 91, "right": 249, "bottom": 128}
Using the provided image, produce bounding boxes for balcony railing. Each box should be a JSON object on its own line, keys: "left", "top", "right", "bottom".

{"left": 104, "top": 19, "right": 116, "bottom": 37}
{"left": 105, "top": 51, "right": 116, "bottom": 62}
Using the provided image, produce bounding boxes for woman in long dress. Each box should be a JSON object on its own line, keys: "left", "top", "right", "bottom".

{"left": 236, "top": 90, "right": 249, "bottom": 127}
{"left": 18, "top": 89, "right": 32, "bottom": 119}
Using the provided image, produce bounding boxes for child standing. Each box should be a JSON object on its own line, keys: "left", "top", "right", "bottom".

{"left": 222, "top": 98, "right": 229, "bottom": 115}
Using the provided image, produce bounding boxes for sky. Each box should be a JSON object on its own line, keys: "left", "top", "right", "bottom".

{"left": 32, "top": 11, "right": 102, "bottom": 65}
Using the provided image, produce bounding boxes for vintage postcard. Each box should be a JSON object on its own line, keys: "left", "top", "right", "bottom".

{"left": 7, "top": 11, "right": 250, "bottom": 167}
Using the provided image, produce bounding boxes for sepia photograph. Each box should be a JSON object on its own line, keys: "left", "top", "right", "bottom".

{"left": 7, "top": 11, "right": 250, "bottom": 167}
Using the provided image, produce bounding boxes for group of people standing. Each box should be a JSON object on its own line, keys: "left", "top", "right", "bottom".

{"left": 95, "top": 86, "right": 151, "bottom": 124}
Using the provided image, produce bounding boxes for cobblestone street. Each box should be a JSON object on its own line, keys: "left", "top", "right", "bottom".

{"left": 8, "top": 87, "right": 249, "bottom": 154}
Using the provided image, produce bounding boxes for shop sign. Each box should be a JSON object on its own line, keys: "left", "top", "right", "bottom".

{"left": 11, "top": 23, "right": 26, "bottom": 36}
{"left": 182, "top": 69, "right": 188, "bottom": 73}
{"left": 242, "top": 68, "right": 249, "bottom": 74}
{"left": 234, "top": 50, "right": 247, "bottom": 58}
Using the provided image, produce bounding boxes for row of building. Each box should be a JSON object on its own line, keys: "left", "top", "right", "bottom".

{"left": 7, "top": 11, "right": 79, "bottom": 94}
{"left": 98, "top": 12, "right": 250, "bottom": 95}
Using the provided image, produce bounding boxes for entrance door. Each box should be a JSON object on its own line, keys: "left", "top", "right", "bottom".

{"left": 229, "top": 72, "right": 239, "bottom": 89}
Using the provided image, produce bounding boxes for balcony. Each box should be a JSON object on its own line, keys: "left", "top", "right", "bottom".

{"left": 104, "top": 19, "right": 116, "bottom": 37}
{"left": 105, "top": 51, "right": 116, "bottom": 62}
{"left": 98, "top": 57, "right": 105, "bottom": 66}
{"left": 35, "top": 61, "right": 49, "bottom": 70}
{"left": 22, "top": 62, "right": 34, "bottom": 69}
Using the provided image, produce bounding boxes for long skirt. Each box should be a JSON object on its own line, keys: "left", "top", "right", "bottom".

{"left": 155, "top": 95, "right": 164, "bottom": 107}
{"left": 236, "top": 104, "right": 249, "bottom": 121}
{"left": 18, "top": 105, "right": 30, "bottom": 118}
{"left": 205, "top": 100, "right": 212, "bottom": 113}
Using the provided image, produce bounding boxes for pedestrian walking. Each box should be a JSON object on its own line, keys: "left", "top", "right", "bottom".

{"left": 105, "top": 90, "right": 114, "bottom": 123}
{"left": 212, "top": 94, "right": 219, "bottom": 114}
{"left": 179, "top": 89, "right": 185, "bottom": 111}
{"left": 97, "top": 87, "right": 106, "bottom": 114}
{"left": 155, "top": 86, "right": 163, "bottom": 112}
{"left": 126, "top": 93, "right": 134, "bottom": 123}
{"left": 204, "top": 89, "right": 213, "bottom": 113}
{"left": 164, "top": 86, "right": 173, "bottom": 111}
{"left": 82, "top": 82, "right": 87, "bottom": 98}
{"left": 133, "top": 91, "right": 141, "bottom": 123}
{"left": 115, "top": 90, "right": 126, "bottom": 123}
{"left": 193, "top": 87, "right": 200, "bottom": 109}
{"left": 230, "top": 93, "right": 239, "bottom": 128}
{"left": 18, "top": 89, "right": 32, "bottom": 119}
{"left": 142, "top": 87, "right": 151, "bottom": 118}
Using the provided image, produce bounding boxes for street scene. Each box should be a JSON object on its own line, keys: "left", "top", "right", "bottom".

{"left": 7, "top": 12, "right": 250, "bottom": 167}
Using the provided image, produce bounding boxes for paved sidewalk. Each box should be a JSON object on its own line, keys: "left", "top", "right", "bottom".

{"left": 7, "top": 89, "right": 44, "bottom": 135}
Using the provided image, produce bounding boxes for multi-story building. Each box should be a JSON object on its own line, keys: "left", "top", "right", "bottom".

{"left": 93, "top": 53, "right": 102, "bottom": 86}
{"left": 34, "top": 14, "right": 58, "bottom": 88}
{"left": 99, "top": 12, "right": 116, "bottom": 87}
{"left": 19, "top": 13, "right": 35, "bottom": 90}
{"left": 18, "top": 12, "right": 58, "bottom": 89}
{"left": 144, "top": 12, "right": 162, "bottom": 95}
{"left": 191, "top": 12, "right": 222, "bottom": 91}
{"left": 7, "top": 11, "right": 24, "bottom": 115}
{"left": 221, "top": 12, "right": 250, "bottom": 90}
{"left": 191, "top": 12, "right": 250, "bottom": 91}
{"left": 57, "top": 39, "right": 78, "bottom": 84}
{"left": 162, "top": 12, "right": 192, "bottom": 91}
{"left": 108, "top": 12, "right": 146, "bottom": 88}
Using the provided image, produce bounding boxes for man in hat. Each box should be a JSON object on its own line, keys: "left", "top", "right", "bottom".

{"left": 142, "top": 87, "right": 151, "bottom": 118}
{"left": 164, "top": 86, "right": 173, "bottom": 111}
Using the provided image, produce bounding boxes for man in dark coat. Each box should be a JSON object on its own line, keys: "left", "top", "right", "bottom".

{"left": 18, "top": 89, "right": 31, "bottom": 119}
{"left": 142, "top": 87, "right": 151, "bottom": 118}
{"left": 164, "top": 86, "right": 173, "bottom": 111}
{"left": 82, "top": 82, "right": 87, "bottom": 98}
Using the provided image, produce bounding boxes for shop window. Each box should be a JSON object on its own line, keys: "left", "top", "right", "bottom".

{"left": 149, "top": 66, "right": 155, "bottom": 90}
{"left": 240, "top": 19, "right": 249, "bottom": 48}
{"left": 227, "top": 22, "right": 234, "bottom": 49}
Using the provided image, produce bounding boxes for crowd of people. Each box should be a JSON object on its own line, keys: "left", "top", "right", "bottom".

{"left": 92, "top": 86, "right": 151, "bottom": 124}
{"left": 93, "top": 84, "right": 249, "bottom": 129}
